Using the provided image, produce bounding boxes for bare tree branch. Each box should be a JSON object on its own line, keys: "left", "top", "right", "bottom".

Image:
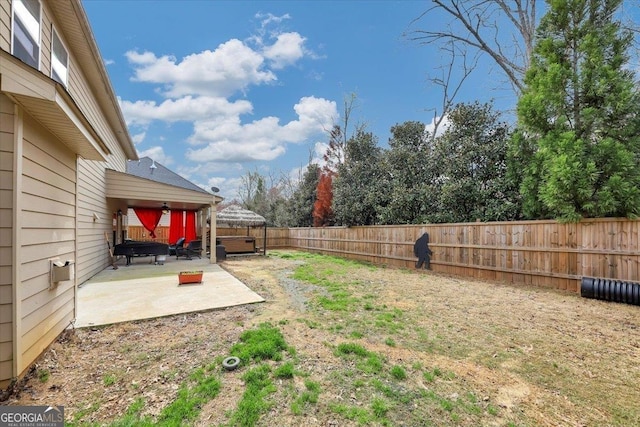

{"left": 427, "top": 41, "right": 479, "bottom": 139}
{"left": 619, "top": 1, "right": 640, "bottom": 75}
{"left": 406, "top": 0, "right": 538, "bottom": 95}
{"left": 322, "top": 92, "right": 366, "bottom": 173}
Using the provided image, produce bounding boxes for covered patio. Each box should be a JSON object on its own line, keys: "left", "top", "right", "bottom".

{"left": 106, "top": 158, "right": 224, "bottom": 263}
{"left": 75, "top": 256, "right": 264, "bottom": 327}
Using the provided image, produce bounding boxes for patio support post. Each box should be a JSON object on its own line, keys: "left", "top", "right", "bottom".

{"left": 263, "top": 224, "right": 267, "bottom": 256}
{"left": 209, "top": 203, "right": 216, "bottom": 263}
{"left": 200, "top": 208, "right": 207, "bottom": 260}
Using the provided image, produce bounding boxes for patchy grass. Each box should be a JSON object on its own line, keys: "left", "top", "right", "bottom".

{"left": 37, "top": 369, "right": 50, "bottom": 383}
{"left": 66, "top": 363, "right": 222, "bottom": 427}
{"left": 228, "top": 364, "right": 276, "bottom": 427}
{"left": 291, "top": 380, "right": 321, "bottom": 415}
{"left": 390, "top": 365, "right": 407, "bottom": 380}
{"left": 102, "top": 373, "right": 116, "bottom": 387}
{"left": 273, "top": 361, "right": 295, "bottom": 379}
{"left": 9, "top": 250, "right": 640, "bottom": 427}
{"left": 230, "top": 322, "right": 290, "bottom": 363}
{"left": 223, "top": 323, "right": 320, "bottom": 426}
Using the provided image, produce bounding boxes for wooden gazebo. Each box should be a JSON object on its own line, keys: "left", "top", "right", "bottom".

{"left": 215, "top": 205, "right": 267, "bottom": 255}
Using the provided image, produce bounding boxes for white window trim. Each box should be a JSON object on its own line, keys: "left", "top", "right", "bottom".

{"left": 11, "top": 0, "right": 42, "bottom": 70}
{"left": 51, "top": 27, "right": 69, "bottom": 87}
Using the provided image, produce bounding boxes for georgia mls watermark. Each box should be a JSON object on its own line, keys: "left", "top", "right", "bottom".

{"left": 0, "top": 406, "right": 64, "bottom": 427}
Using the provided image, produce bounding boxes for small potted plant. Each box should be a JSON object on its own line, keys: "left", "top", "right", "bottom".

{"left": 178, "top": 270, "right": 203, "bottom": 285}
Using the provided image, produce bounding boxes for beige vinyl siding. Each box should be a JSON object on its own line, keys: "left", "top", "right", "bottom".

{"left": 40, "top": 4, "right": 53, "bottom": 79}
{"left": 43, "top": 2, "right": 126, "bottom": 161}
{"left": 67, "top": 68, "right": 119, "bottom": 152}
{"left": 41, "top": 6, "right": 130, "bottom": 284}
{"left": 76, "top": 159, "right": 122, "bottom": 283}
{"left": 17, "top": 112, "right": 76, "bottom": 376}
{"left": 45, "top": 2, "right": 123, "bottom": 157}
{"left": 0, "top": 94, "right": 14, "bottom": 388}
{"left": 1, "top": 0, "right": 136, "bottom": 388}
{"left": 66, "top": 55, "right": 128, "bottom": 163}
{"left": 55, "top": 11, "right": 129, "bottom": 284}
{"left": 0, "top": 0, "right": 9, "bottom": 51}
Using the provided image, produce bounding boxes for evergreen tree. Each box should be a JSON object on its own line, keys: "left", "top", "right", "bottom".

{"left": 515, "top": 0, "right": 640, "bottom": 221}
{"left": 332, "top": 130, "right": 384, "bottom": 226}
{"left": 288, "top": 164, "right": 321, "bottom": 227}
{"left": 377, "top": 121, "right": 435, "bottom": 224}
{"left": 263, "top": 187, "right": 290, "bottom": 227}
{"left": 430, "top": 102, "right": 520, "bottom": 223}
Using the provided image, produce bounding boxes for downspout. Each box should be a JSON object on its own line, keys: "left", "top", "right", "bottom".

{"left": 12, "top": 105, "right": 24, "bottom": 380}
{"left": 73, "top": 156, "right": 79, "bottom": 324}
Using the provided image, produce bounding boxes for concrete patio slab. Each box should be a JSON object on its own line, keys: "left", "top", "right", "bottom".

{"left": 75, "top": 258, "right": 264, "bottom": 328}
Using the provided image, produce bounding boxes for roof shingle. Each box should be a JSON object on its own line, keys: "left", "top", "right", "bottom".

{"left": 126, "top": 157, "right": 209, "bottom": 194}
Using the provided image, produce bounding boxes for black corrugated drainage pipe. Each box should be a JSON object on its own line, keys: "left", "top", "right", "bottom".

{"left": 581, "top": 277, "right": 640, "bottom": 306}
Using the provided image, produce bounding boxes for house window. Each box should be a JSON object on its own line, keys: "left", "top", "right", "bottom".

{"left": 12, "top": 0, "right": 41, "bottom": 69}
{"left": 51, "top": 29, "right": 68, "bottom": 86}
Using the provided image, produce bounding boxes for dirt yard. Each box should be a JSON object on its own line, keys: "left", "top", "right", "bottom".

{"left": 3, "top": 250, "right": 639, "bottom": 426}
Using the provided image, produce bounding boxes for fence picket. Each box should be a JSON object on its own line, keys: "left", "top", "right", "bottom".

{"left": 128, "top": 218, "right": 638, "bottom": 292}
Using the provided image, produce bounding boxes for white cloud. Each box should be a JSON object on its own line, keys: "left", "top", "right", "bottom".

{"left": 207, "top": 176, "right": 228, "bottom": 190}
{"left": 186, "top": 138, "right": 287, "bottom": 162}
{"left": 287, "top": 165, "right": 306, "bottom": 185}
{"left": 255, "top": 12, "right": 291, "bottom": 29}
{"left": 284, "top": 96, "right": 336, "bottom": 136}
{"left": 202, "top": 176, "right": 244, "bottom": 201}
{"left": 425, "top": 114, "right": 451, "bottom": 138}
{"left": 312, "top": 141, "right": 328, "bottom": 166}
{"left": 307, "top": 70, "right": 324, "bottom": 81}
{"left": 131, "top": 131, "right": 146, "bottom": 144}
{"left": 173, "top": 164, "right": 244, "bottom": 200}
{"left": 138, "top": 146, "right": 173, "bottom": 166}
{"left": 251, "top": 12, "right": 321, "bottom": 68}
{"left": 120, "top": 96, "right": 252, "bottom": 126}
{"left": 263, "top": 32, "right": 306, "bottom": 69}
{"left": 119, "top": 12, "right": 330, "bottom": 183}
{"left": 185, "top": 96, "right": 337, "bottom": 162}
{"left": 178, "top": 162, "right": 243, "bottom": 177}
{"left": 126, "top": 39, "right": 277, "bottom": 98}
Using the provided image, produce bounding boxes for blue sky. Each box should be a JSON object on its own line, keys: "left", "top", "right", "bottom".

{"left": 82, "top": 1, "right": 637, "bottom": 201}
{"left": 81, "top": 0, "right": 483, "bottom": 200}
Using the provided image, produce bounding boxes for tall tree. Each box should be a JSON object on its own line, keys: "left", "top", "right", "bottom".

{"left": 333, "top": 130, "right": 385, "bottom": 226}
{"left": 323, "top": 93, "right": 366, "bottom": 174}
{"left": 430, "top": 102, "right": 520, "bottom": 223}
{"left": 288, "top": 163, "right": 321, "bottom": 227}
{"left": 318, "top": 92, "right": 368, "bottom": 226}
{"left": 238, "top": 169, "right": 267, "bottom": 214}
{"left": 377, "top": 121, "right": 436, "bottom": 225}
{"left": 313, "top": 172, "right": 335, "bottom": 227}
{"left": 237, "top": 169, "right": 294, "bottom": 226}
{"left": 408, "top": 1, "right": 538, "bottom": 94}
{"left": 265, "top": 171, "right": 299, "bottom": 227}
{"left": 515, "top": 0, "right": 640, "bottom": 220}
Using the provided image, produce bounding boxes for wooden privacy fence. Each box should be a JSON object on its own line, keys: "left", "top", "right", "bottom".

{"left": 129, "top": 219, "right": 638, "bottom": 293}
{"left": 127, "top": 225, "right": 290, "bottom": 251}
{"left": 126, "top": 226, "right": 170, "bottom": 243}
{"left": 287, "top": 218, "right": 639, "bottom": 293}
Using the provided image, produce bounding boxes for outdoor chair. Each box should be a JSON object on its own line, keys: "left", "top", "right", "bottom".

{"left": 169, "top": 237, "right": 185, "bottom": 256}
{"left": 176, "top": 240, "right": 202, "bottom": 260}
